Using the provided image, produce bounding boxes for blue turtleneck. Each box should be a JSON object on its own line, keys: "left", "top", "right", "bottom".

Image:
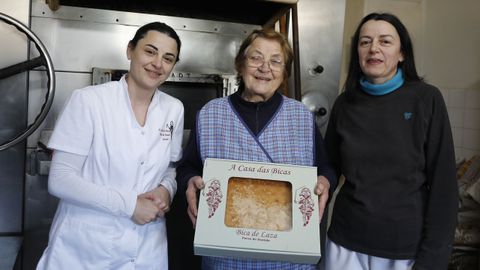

{"left": 360, "top": 68, "right": 404, "bottom": 96}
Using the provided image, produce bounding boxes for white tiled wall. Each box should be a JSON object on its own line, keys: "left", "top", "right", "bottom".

{"left": 440, "top": 88, "right": 480, "bottom": 160}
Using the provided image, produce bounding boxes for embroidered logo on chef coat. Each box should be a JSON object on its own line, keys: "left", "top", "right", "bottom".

{"left": 403, "top": 112, "right": 412, "bottom": 120}
{"left": 159, "top": 121, "right": 174, "bottom": 141}
{"left": 166, "top": 121, "right": 174, "bottom": 138}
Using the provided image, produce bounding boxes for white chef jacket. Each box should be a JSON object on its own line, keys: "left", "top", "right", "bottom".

{"left": 37, "top": 75, "right": 184, "bottom": 270}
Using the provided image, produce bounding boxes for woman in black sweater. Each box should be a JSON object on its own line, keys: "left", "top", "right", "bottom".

{"left": 324, "top": 13, "right": 458, "bottom": 270}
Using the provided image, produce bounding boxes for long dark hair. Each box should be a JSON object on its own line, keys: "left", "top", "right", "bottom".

{"left": 129, "top": 22, "right": 182, "bottom": 62}
{"left": 344, "top": 13, "right": 422, "bottom": 98}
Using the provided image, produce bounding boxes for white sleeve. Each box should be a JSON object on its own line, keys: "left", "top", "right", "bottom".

{"left": 48, "top": 150, "right": 137, "bottom": 217}
{"left": 159, "top": 164, "right": 177, "bottom": 202}
{"left": 48, "top": 89, "right": 94, "bottom": 155}
{"left": 158, "top": 101, "right": 184, "bottom": 201}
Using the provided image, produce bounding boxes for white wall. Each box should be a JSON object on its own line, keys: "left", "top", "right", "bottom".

{"left": 341, "top": 0, "right": 480, "bottom": 160}
{"left": 423, "top": 0, "right": 480, "bottom": 160}
{"left": 339, "top": 0, "right": 364, "bottom": 88}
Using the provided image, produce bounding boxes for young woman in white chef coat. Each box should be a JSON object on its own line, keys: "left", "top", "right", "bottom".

{"left": 37, "top": 22, "right": 184, "bottom": 269}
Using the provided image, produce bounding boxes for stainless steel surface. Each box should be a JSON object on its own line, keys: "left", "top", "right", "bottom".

{"left": 302, "top": 90, "right": 331, "bottom": 131}
{"left": 0, "top": 237, "right": 22, "bottom": 270}
{"left": 0, "top": 138, "right": 25, "bottom": 233}
{"left": 46, "top": 0, "right": 297, "bottom": 27}
{"left": 30, "top": 1, "right": 256, "bottom": 74}
{"left": 35, "top": 152, "right": 51, "bottom": 176}
{"left": 0, "top": 25, "right": 28, "bottom": 236}
{"left": 22, "top": 172, "right": 58, "bottom": 270}
{"left": 92, "top": 68, "right": 227, "bottom": 84}
{"left": 33, "top": 1, "right": 261, "bottom": 35}
{"left": 0, "top": 1, "right": 29, "bottom": 269}
{"left": 297, "top": 0, "right": 346, "bottom": 134}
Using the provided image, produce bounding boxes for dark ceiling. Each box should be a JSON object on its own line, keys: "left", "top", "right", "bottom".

{"left": 57, "top": 0, "right": 293, "bottom": 26}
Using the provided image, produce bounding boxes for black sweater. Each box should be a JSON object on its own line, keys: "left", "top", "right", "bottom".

{"left": 177, "top": 91, "right": 336, "bottom": 194}
{"left": 324, "top": 81, "right": 458, "bottom": 270}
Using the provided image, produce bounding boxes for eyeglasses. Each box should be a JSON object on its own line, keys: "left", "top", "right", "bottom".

{"left": 246, "top": 55, "right": 285, "bottom": 72}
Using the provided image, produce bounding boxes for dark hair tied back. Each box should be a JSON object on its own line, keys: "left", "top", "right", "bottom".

{"left": 130, "top": 22, "right": 182, "bottom": 62}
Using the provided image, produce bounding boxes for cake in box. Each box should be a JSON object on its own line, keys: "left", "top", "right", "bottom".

{"left": 194, "top": 158, "right": 321, "bottom": 264}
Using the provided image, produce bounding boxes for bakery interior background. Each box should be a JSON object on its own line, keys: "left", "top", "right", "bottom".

{"left": 0, "top": 0, "right": 479, "bottom": 269}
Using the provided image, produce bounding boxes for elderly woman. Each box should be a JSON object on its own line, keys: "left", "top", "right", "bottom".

{"left": 176, "top": 29, "right": 335, "bottom": 269}
{"left": 37, "top": 22, "right": 184, "bottom": 269}
{"left": 324, "top": 13, "right": 458, "bottom": 270}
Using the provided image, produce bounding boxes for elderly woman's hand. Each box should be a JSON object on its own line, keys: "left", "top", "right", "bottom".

{"left": 186, "top": 175, "right": 205, "bottom": 227}
{"left": 315, "top": 175, "right": 330, "bottom": 221}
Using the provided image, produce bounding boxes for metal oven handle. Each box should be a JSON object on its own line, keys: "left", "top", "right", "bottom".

{"left": 0, "top": 12, "right": 55, "bottom": 151}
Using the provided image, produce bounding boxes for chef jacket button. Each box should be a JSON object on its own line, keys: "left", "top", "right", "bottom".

{"left": 141, "top": 131, "right": 145, "bottom": 135}
{"left": 140, "top": 161, "right": 144, "bottom": 165}
{"left": 131, "top": 258, "right": 135, "bottom": 263}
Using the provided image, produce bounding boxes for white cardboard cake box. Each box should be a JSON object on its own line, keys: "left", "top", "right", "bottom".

{"left": 193, "top": 158, "right": 321, "bottom": 264}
